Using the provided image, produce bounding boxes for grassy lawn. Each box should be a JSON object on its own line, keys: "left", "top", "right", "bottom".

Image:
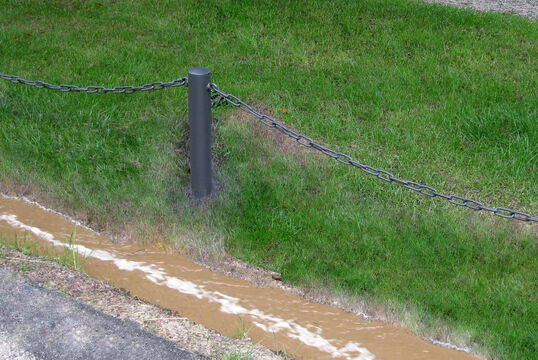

{"left": 0, "top": 1, "right": 536, "bottom": 359}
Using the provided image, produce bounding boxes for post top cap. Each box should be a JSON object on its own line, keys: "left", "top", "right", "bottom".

{"left": 188, "top": 67, "right": 211, "bottom": 76}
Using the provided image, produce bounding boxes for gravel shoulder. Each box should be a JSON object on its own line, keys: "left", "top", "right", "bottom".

{"left": 0, "top": 266, "right": 207, "bottom": 360}
{"left": 418, "top": 0, "right": 537, "bottom": 19}
{"left": 0, "top": 247, "right": 284, "bottom": 360}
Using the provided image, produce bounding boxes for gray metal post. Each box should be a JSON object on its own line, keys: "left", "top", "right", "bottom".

{"left": 188, "top": 67, "right": 212, "bottom": 199}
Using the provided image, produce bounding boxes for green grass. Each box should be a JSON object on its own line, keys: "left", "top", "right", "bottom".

{"left": 218, "top": 352, "right": 254, "bottom": 360}
{"left": 232, "top": 316, "right": 252, "bottom": 339}
{"left": 0, "top": 1, "right": 536, "bottom": 359}
{"left": 0, "top": 233, "right": 38, "bottom": 257}
{"left": 0, "top": 229, "right": 87, "bottom": 271}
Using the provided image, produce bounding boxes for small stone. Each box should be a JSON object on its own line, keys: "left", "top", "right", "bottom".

{"left": 271, "top": 273, "right": 282, "bottom": 281}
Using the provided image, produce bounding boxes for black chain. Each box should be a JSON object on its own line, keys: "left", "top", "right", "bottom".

{"left": 0, "top": 73, "right": 187, "bottom": 94}
{"left": 208, "top": 83, "right": 537, "bottom": 223}
{"left": 1, "top": 72, "right": 535, "bottom": 222}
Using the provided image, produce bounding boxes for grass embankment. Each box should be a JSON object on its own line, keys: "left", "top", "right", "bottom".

{"left": 0, "top": 1, "right": 536, "bottom": 359}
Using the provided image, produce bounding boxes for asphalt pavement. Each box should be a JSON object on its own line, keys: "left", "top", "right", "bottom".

{"left": 0, "top": 267, "right": 208, "bottom": 360}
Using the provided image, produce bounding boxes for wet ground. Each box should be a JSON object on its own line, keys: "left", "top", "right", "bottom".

{"left": 0, "top": 196, "right": 480, "bottom": 360}
{"left": 0, "top": 246, "right": 281, "bottom": 360}
{"left": 0, "top": 267, "right": 207, "bottom": 360}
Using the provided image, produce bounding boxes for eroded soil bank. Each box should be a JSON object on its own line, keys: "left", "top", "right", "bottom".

{"left": 0, "top": 196, "right": 480, "bottom": 360}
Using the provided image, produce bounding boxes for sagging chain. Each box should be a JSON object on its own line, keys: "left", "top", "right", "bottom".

{"left": 208, "top": 83, "right": 537, "bottom": 223}
{"left": 0, "top": 73, "right": 187, "bottom": 94}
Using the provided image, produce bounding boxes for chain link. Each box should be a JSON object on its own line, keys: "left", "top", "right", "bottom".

{"left": 1, "top": 72, "right": 535, "bottom": 222}
{"left": 208, "top": 83, "right": 537, "bottom": 223}
{"left": 0, "top": 73, "right": 187, "bottom": 94}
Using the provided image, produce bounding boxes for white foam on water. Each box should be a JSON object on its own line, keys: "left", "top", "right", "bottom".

{"left": 428, "top": 339, "right": 471, "bottom": 354}
{"left": 0, "top": 194, "right": 98, "bottom": 234}
{"left": 0, "top": 214, "right": 375, "bottom": 360}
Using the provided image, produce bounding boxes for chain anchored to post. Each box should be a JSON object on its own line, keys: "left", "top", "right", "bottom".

{"left": 1, "top": 70, "right": 534, "bottom": 219}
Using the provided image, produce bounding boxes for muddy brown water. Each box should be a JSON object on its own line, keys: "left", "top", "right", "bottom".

{"left": 0, "top": 197, "right": 479, "bottom": 360}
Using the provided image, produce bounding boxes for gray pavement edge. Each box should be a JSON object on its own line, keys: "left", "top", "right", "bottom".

{"left": 0, "top": 266, "right": 209, "bottom": 360}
